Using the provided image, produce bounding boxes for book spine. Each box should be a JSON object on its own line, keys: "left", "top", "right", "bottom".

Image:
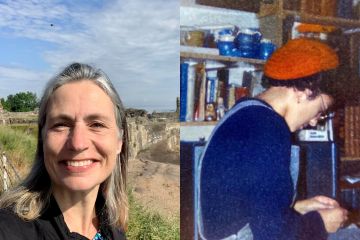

{"left": 198, "top": 66, "right": 206, "bottom": 121}
{"left": 321, "top": 0, "right": 337, "bottom": 16}
{"left": 194, "top": 64, "right": 206, "bottom": 122}
{"left": 179, "top": 63, "right": 189, "bottom": 122}
{"left": 205, "top": 72, "right": 218, "bottom": 121}
{"left": 337, "top": 0, "right": 353, "bottom": 19}
{"left": 185, "top": 64, "right": 196, "bottom": 121}
{"left": 218, "top": 69, "right": 229, "bottom": 109}
{"left": 355, "top": 106, "right": 360, "bottom": 157}
{"left": 345, "top": 106, "right": 350, "bottom": 157}
{"left": 227, "top": 84, "right": 236, "bottom": 109}
{"left": 206, "top": 76, "right": 218, "bottom": 104}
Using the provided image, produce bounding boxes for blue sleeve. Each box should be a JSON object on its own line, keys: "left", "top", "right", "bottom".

{"left": 200, "top": 106, "right": 327, "bottom": 240}
{"left": 297, "top": 211, "right": 328, "bottom": 240}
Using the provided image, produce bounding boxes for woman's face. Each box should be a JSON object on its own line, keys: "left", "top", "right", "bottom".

{"left": 43, "top": 80, "right": 122, "bottom": 193}
{"left": 293, "top": 93, "right": 333, "bottom": 131}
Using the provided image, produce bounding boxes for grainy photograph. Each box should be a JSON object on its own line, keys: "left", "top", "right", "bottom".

{"left": 180, "top": 0, "right": 360, "bottom": 239}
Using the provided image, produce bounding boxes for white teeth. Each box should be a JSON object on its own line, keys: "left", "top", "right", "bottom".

{"left": 66, "top": 160, "right": 93, "bottom": 167}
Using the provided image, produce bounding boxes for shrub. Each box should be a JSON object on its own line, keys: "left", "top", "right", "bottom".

{"left": 127, "top": 193, "right": 180, "bottom": 240}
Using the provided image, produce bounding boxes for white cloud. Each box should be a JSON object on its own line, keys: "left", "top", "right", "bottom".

{"left": 0, "top": 0, "right": 179, "bottom": 111}
{"left": 0, "top": 66, "right": 47, "bottom": 81}
{"left": 0, "top": 66, "right": 50, "bottom": 98}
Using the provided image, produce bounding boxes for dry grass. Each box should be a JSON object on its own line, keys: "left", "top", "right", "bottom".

{"left": 0, "top": 125, "right": 37, "bottom": 177}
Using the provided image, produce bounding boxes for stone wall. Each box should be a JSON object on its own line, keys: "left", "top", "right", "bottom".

{"left": 0, "top": 111, "right": 180, "bottom": 159}
{"left": 0, "top": 112, "right": 37, "bottom": 125}
{"left": 127, "top": 117, "right": 179, "bottom": 159}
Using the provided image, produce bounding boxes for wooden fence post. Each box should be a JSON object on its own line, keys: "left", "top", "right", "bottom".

{"left": 1, "top": 152, "right": 8, "bottom": 191}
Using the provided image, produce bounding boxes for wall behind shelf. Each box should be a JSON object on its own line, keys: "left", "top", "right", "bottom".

{"left": 180, "top": 125, "right": 215, "bottom": 141}
{"left": 180, "top": 4, "right": 259, "bottom": 28}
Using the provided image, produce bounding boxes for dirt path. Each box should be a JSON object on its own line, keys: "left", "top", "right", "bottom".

{"left": 128, "top": 141, "right": 179, "bottom": 219}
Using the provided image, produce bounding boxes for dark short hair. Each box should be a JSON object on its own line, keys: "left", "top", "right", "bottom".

{"left": 262, "top": 70, "right": 338, "bottom": 101}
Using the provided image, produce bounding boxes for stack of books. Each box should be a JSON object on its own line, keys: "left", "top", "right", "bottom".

{"left": 180, "top": 62, "right": 254, "bottom": 122}
{"left": 344, "top": 105, "right": 360, "bottom": 158}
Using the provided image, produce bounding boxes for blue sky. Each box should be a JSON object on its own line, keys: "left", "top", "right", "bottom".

{"left": 0, "top": 0, "right": 179, "bottom": 111}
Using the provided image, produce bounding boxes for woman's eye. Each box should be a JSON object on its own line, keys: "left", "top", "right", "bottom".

{"left": 90, "top": 122, "right": 106, "bottom": 128}
{"left": 52, "top": 123, "right": 69, "bottom": 130}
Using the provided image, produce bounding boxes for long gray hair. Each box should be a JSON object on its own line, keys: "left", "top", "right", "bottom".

{"left": 0, "top": 63, "right": 129, "bottom": 230}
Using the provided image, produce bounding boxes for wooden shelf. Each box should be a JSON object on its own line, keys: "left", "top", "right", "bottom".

{"left": 284, "top": 10, "right": 360, "bottom": 29}
{"left": 259, "top": 8, "right": 360, "bottom": 29}
{"left": 181, "top": 121, "right": 217, "bottom": 127}
{"left": 180, "top": 50, "right": 266, "bottom": 65}
{"left": 341, "top": 156, "right": 360, "bottom": 161}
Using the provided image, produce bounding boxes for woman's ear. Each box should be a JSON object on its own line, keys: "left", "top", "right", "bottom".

{"left": 117, "top": 141, "right": 123, "bottom": 155}
{"left": 304, "top": 89, "right": 314, "bottom": 100}
{"left": 293, "top": 88, "right": 309, "bottom": 103}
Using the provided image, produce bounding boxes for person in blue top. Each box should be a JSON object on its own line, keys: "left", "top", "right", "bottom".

{"left": 199, "top": 38, "right": 348, "bottom": 240}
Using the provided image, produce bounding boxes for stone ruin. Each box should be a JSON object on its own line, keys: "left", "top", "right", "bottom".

{"left": 0, "top": 109, "right": 180, "bottom": 162}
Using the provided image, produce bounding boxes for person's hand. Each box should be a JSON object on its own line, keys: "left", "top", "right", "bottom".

{"left": 312, "top": 195, "right": 339, "bottom": 208}
{"left": 318, "top": 207, "right": 348, "bottom": 233}
{"left": 294, "top": 195, "right": 339, "bottom": 215}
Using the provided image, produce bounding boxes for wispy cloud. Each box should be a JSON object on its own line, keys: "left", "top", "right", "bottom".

{"left": 0, "top": 65, "right": 50, "bottom": 97}
{"left": 0, "top": 0, "right": 179, "bottom": 111}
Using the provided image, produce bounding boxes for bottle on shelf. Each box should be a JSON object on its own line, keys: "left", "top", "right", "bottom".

{"left": 216, "top": 97, "right": 226, "bottom": 121}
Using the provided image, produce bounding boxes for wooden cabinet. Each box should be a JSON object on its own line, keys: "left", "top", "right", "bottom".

{"left": 195, "top": 0, "right": 261, "bottom": 13}
{"left": 258, "top": 0, "right": 360, "bottom": 47}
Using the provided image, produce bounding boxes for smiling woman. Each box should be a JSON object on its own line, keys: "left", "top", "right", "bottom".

{"left": 0, "top": 63, "right": 128, "bottom": 240}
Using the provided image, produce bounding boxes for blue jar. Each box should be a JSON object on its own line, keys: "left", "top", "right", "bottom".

{"left": 218, "top": 28, "right": 233, "bottom": 36}
{"left": 235, "top": 29, "right": 262, "bottom": 58}
{"left": 217, "top": 41, "right": 235, "bottom": 56}
{"left": 213, "top": 28, "right": 234, "bottom": 43}
{"left": 217, "top": 34, "right": 235, "bottom": 56}
{"left": 258, "top": 39, "right": 276, "bottom": 60}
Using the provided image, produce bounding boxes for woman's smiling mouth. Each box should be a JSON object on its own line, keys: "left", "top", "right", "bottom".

{"left": 65, "top": 160, "right": 93, "bottom": 167}
{"left": 59, "top": 159, "right": 100, "bottom": 173}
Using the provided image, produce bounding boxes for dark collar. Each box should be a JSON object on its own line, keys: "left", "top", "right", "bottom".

{"left": 39, "top": 195, "right": 114, "bottom": 240}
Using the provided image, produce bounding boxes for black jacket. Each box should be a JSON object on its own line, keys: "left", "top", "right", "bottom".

{"left": 0, "top": 197, "right": 126, "bottom": 240}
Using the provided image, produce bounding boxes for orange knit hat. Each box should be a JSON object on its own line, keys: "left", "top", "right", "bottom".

{"left": 264, "top": 38, "right": 339, "bottom": 80}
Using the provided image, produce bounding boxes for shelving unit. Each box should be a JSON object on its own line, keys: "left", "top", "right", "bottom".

{"left": 180, "top": 121, "right": 217, "bottom": 126}
{"left": 181, "top": 2, "right": 360, "bottom": 239}
{"left": 180, "top": 49, "right": 266, "bottom": 65}
{"left": 258, "top": 0, "right": 360, "bottom": 47}
{"left": 181, "top": 3, "right": 360, "bottom": 238}
{"left": 180, "top": 46, "right": 265, "bottom": 129}
{"left": 180, "top": 46, "right": 266, "bottom": 127}
{"left": 281, "top": 10, "right": 360, "bottom": 28}
{"left": 341, "top": 157, "right": 360, "bottom": 161}
{"left": 259, "top": 0, "right": 360, "bottom": 24}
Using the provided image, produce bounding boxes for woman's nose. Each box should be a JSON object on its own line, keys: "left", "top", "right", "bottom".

{"left": 67, "top": 124, "right": 89, "bottom": 152}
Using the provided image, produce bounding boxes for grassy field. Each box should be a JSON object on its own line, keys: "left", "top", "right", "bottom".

{"left": 0, "top": 124, "right": 37, "bottom": 176}
{"left": 127, "top": 193, "right": 180, "bottom": 240}
{"left": 0, "top": 124, "right": 180, "bottom": 239}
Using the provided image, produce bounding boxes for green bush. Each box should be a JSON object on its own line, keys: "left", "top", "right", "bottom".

{"left": 127, "top": 193, "right": 180, "bottom": 240}
{"left": 1, "top": 91, "right": 38, "bottom": 112}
